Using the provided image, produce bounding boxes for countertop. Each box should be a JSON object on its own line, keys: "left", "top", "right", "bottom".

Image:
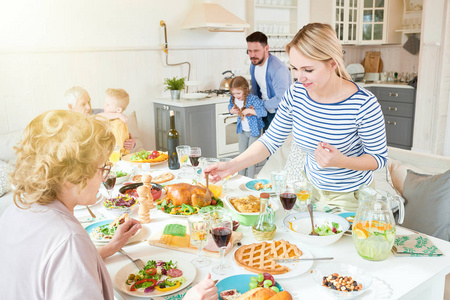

{"left": 153, "top": 96, "right": 229, "bottom": 108}
{"left": 153, "top": 82, "right": 413, "bottom": 108}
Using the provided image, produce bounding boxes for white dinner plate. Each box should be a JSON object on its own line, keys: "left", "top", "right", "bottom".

{"left": 74, "top": 193, "right": 104, "bottom": 210}
{"left": 183, "top": 93, "right": 208, "bottom": 99}
{"left": 114, "top": 254, "right": 196, "bottom": 297}
{"left": 85, "top": 220, "right": 150, "bottom": 245}
{"left": 233, "top": 242, "right": 314, "bottom": 279}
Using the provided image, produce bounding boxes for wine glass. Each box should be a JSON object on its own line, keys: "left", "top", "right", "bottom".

{"left": 280, "top": 182, "right": 296, "bottom": 216}
{"left": 219, "top": 157, "right": 234, "bottom": 194}
{"left": 103, "top": 174, "right": 117, "bottom": 200}
{"left": 211, "top": 215, "right": 233, "bottom": 275}
{"left": 189, "top": 147, "right": 201, "bottom": 181}
{"left": 176, "top": 145, "right": 191, "bottom": 178}
{"left": 188, "top": 215, "right": 210, "bottom": 267}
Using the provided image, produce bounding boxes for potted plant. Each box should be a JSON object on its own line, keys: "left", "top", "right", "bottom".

{"left": 164, "top": 76, "right": 186, "bottom": 100}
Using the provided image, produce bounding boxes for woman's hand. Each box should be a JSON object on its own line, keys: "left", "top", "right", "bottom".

{"left": 98, "top": 218, "right": 142, "bottom": 259}
{"left": 314, "top": 142, "right": 346, "bottom": 168}
{"left": 203, "top": 161, "right": 235, "bottom": 183}
{"left": 183, "top": 274, "right": 218, "bottom": 300}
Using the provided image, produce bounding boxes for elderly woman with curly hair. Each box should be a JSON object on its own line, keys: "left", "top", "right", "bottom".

{"left": 0, "top": 110, "right": 218, "bottom": 300}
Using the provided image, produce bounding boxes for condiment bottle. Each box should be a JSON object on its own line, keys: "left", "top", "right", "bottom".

{"left": 167, "top": 110, "right": 180, "bottom": 170}
{"left": 252, "top": 193, "right": 276, "bottom": 241}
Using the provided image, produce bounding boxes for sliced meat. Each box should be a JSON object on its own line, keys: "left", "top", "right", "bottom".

{"left": 167, "top": 268, "right": 183, "bottom": 278}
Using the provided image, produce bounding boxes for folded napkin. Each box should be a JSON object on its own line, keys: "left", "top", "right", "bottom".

{"left": 392, "top": 234, "right": 443, "bottom": 257}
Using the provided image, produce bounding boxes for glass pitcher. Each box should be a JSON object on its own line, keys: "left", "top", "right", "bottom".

{"left": 352, "top": 185, "right": 404, "bottom": 261}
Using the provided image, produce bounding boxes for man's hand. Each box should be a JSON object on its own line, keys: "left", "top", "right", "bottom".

{"left": 124, "top": 133, "right": 136, "bottom": 150}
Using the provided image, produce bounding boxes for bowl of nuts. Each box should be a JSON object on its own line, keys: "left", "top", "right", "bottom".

{"left": 311, "top": 263, "right": 373, "bottom": 299}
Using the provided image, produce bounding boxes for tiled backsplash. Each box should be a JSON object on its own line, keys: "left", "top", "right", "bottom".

{"left": 343, "top": 45, "right": 420, "bottom": 74}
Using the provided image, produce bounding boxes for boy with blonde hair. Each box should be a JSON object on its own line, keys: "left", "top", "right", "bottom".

{"left": 98, "top": 88, "right": 133, "bottom": 155}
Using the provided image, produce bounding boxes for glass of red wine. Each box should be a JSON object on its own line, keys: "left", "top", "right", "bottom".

{"left": 211, "top": 215, "right": 233, "bottom": 275}
{"left": 189, "top": 147, "right": 201, "bottom": 181}
{"left": 103, "top": 174, "right": 117, "bottom": 200}
{"left": 280, "top": 182, "right": 297, "bottom": 214}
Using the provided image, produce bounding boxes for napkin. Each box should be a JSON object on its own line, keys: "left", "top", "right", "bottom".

{"left": 152, "top": 286, "right": 192, "bottom": 300}
{"left": 392, "top": 234, "right": 443, "bottom": 257}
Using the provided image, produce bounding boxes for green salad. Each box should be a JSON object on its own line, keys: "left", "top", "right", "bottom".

{"left": 314, "top": 221, "right": 342, "bottom": 236}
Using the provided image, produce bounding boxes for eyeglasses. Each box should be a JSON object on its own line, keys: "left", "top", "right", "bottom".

{"left": 98, "top": 164, "right": 112, "bottom": 180}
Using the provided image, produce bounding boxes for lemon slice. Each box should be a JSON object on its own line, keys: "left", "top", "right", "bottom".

{"left": 353, "top": 227, "right": 369, "bottom": 239}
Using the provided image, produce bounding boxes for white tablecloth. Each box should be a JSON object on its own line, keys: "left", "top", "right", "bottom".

{"left": 76, "top": 162, "right": 450, "bottom": 300}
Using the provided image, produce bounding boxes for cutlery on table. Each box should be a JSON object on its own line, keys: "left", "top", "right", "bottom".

{"left": 118, "top": 249, "right": 146, "bottom": 270}
{"left": 122, "top": 239, "right": 148, "bottom": 247}
{"left": 274, "top": 257, "right": 334, "bottom": 263}
{"left": 86, "top": 206, "right": 96, "bottom": 218}
{"left": 308, "top": 204, "right": 319, "bottom": 236}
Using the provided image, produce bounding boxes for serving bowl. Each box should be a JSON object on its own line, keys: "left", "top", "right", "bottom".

{"left": 224, "top": 193, "right": 279, "bottom": 226}
{"left": 283, "top": 212, "right": 349, "bottom": 246}
{"left": 111, "top": 162, "right": 134, "bottom": 184}
{"left": 311, "top": 263, "right": 373, "bottom": 299}
{"left": 101, "top": 195, "right": 138, "bottom": 218}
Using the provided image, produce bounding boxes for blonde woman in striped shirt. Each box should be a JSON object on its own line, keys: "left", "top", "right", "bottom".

{"left": 205, "top": 23, "right": 387, "bottom": 211}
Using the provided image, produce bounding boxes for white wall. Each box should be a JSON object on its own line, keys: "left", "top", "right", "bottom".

{"left": 0, "top": 0, "right": 250, "bottom": 150}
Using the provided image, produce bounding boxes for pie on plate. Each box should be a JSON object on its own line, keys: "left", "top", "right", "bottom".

{"left": 234, "top": 240, "right": 302, "bottom": 275}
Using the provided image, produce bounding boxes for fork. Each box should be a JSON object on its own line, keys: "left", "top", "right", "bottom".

{"left": 118, "top": 249, "right": 146, "bottom": 270}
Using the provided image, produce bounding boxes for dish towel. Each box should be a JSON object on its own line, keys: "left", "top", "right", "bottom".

{"left": 392, "top": 234, "right": 443, "bottom": 257}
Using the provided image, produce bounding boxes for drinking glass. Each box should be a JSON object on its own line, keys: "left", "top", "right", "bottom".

{"left": 280, "top": 182, "right": 296, "bottom": 216}
{"left": 189, "top": 147, "right": 202, "bottom": 181}
{"left": 271, "top": 170, "right": 286, "bottom": 197}
{"left": 188, "top": 215, "right": 210, "bottom": 267}
{"left": 294, "top": 181, "right": 313, "bottom": 212}
{"left": 211, "top": 215, "right": 233, "bottom": 275}
{"left": 219, "top": 158, "right": 234, "bottom": 194}
{"left": 199, "top": 157, "right": 223, "bottom": 198}
{"left": 176, "top": 145, "right": 191, "bottom": 178}
{"left": 103, "top": 174, "right": 116, "bottom": 200}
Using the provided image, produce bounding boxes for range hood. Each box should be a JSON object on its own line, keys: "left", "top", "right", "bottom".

{"left": 181, "top": 2, "right": 250, "bottom": 32}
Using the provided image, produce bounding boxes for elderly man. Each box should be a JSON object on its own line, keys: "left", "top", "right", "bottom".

{"left": 65, "top": 86, "right": 136, "bottom": 150}
{"left": 246, "top": 31, "right": 291, "bottom": 131}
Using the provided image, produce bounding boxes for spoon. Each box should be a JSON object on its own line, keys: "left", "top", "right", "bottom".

{"left": 86, "top": 206, "right": 96, "bottom": 219}
{"left": 205, "top": 172, "right": 212, "bottom": 200}
{"left": 308, "top": 204, "right": 319, "bottom": 236}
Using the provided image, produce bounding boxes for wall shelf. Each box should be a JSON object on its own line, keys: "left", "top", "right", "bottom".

{"left": 395, "top": 29, "right": 421, "bottom": 34}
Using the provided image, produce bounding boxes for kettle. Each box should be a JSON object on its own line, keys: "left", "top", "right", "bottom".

{"left": 219, "top": 70, "right": 235, "bottom": 90}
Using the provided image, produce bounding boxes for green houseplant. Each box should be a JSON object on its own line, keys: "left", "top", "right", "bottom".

{"left": 164, "top": 76, "right": 186, "bottom": 100}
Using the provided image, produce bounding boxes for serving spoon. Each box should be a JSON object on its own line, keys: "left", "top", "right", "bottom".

{"left": 308, "top": 204, "right": 319, "bottom": 236}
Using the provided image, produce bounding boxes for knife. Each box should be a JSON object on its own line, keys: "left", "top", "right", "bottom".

{"left": 274, "top": 257, "right": 333, "bottom": 263}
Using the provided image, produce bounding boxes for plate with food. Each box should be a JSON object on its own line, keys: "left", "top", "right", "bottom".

{"left": 114, "top": 255, "right": 196, "bottom": 297}
{"left": 119, "top": 182, "right": 163, "bottom": 201}
{"left": 122, "top": 150, "right": 169, "bottom": 165}
{"left": 74, "top": 192, "right": 104, "bottom": 210}
{"left": 245, "top": 179, "right": 272, "bottom": 192}
{"left": 217, "top": 274, "right": 288, "bottom": 300}
{"left": 339, "top": 212, "right": 356, "bottom": 225}
{"left": 157, "top": 183, "right": 224, "bottom": 217}
{"left": 233, "top": 239, "right": 314, "bottom": 279}
{"left": 85, "top": 214, "right": 150, "bottom": 244}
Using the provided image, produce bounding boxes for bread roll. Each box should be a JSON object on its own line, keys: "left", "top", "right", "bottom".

{"left": 236, "top": 288, "right": 276, "bottom": 300}
{"left": 267, "top": 291, "right": 293, "bottom": 300}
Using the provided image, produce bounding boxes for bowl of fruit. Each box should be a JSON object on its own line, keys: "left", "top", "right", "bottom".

{"left": 217, "top": 273, "right": 285, "bottom": 300}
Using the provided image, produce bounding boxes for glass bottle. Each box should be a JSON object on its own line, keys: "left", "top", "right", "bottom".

{"left": 252, "top": 193, "right": 276, "bottom": 241}
{"left": 109, "top": 145, "right": 121, "bottom": 163}
{"left": 167, "top": 110, "right": 180, "bottom": 170}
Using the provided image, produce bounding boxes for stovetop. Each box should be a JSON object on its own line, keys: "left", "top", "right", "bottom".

{"left": 196, "top": 89, "right": 230, "bottom": 98}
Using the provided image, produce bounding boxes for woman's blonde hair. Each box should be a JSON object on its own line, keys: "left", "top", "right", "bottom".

{"left": 11, "top": 110, "right": 115, "bottom": 209}
{"left": 229, "top": 76, "right": 250, "bottom": 108}
{"left": 286, "top": 23, "right": 351, "bottom": 81}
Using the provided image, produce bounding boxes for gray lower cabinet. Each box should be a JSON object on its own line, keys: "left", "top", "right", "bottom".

{"left": 367, "top": 87, "right": 416, "bottom": 150}
{"left": 154, "top": 103, "right": 217, "bottom": 157}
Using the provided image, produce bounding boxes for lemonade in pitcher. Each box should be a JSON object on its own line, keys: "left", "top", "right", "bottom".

{"left": 353, "top": 220, "right": 395, "bottom": 261}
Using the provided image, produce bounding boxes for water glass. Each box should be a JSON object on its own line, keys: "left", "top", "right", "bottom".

{"left": 271, "top": 170, "right": 286, "bottom": 197}
{"left": 188, "top": 215, "right": 210, "bottom": 267}
{"left": 294, "top": 181, "right": 313, "bottom": 212}
{"left": 176, "top": 145, "right": 191, "bottom": 178}
{"left": 199, "top": 157, "right": 223, "bottom": 197}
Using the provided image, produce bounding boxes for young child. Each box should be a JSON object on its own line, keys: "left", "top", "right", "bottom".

{"left": 98, "top": 88, "right": 132, "bottom": 156}
{"left": 228, "top": 76, "right": 267, "bottom": 178}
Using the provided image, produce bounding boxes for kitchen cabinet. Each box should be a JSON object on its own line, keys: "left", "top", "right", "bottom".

{"left": 310, "top": 0, "right": 403, "bottom": 45}
{"left": 246, "top": 0, "right": 299, "bottom": 49}
{"left": 154, "top": 103, "right": 217, "bottom": 157}
{"left": 367, "top": 86, "right": 416, "bottom": 150}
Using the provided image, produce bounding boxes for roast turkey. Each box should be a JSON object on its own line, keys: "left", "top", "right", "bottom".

{"left": 164, "top": 183, "right": 212, "bottom": 207}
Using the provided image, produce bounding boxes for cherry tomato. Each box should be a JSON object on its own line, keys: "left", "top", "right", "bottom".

{"left": 149, "top": 154, "right": 157, "bottom": 159}
{"left": 145, "top": 268, "right": 157, "bottom": 275}
{"left": 152, "top": 150, "right": 160, "bottom": 157}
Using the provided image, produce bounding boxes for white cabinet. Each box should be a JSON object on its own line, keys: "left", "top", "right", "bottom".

{"left": 246, "top": 0, "right": 300, "bottom": 50}
{"left": 310, "top": 0, "right": 403, "bottom": 45}
{"left": 359, "top": 0, "right": 403, "bottom": 44}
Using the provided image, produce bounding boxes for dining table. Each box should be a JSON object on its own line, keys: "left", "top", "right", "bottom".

{"left": 74, "top": 161, "right": 450, "bottom": 300}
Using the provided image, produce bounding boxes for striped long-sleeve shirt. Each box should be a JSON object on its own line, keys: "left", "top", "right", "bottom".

{"left": 259, "top": 82, "right": 388, "bottom": 192}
